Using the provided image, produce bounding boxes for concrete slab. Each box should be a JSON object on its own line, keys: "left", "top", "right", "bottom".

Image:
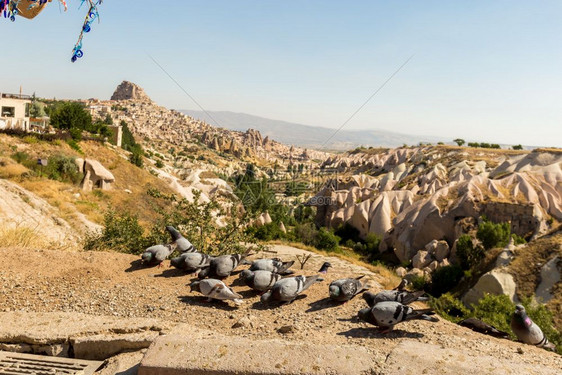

{"left": 138, "top": 334, "right": 375, "bottom": 375}
{"left": 382, "top": 340, "right": 560, "bottom": 375}
{"left": 0, "top": 312, "right": 171, "bottom": 345}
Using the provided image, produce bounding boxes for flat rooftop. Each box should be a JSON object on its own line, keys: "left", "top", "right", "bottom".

{"left": 1, "top": 93, "right": 32, "bottom": 100}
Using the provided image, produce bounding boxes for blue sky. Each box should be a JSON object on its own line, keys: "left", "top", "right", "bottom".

{"left": 2, "top": 1, "right": 561, "bottom": 147}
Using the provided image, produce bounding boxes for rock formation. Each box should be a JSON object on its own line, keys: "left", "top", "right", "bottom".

{"left": 110, "top": 81, "right": 152, "bottom": 102}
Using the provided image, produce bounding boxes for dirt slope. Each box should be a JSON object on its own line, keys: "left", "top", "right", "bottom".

{"left": 0, "top": 245, "right": 560, "bottom": 372}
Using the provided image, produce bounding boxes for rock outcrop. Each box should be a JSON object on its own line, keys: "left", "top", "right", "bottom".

{"left": 309, "top": 147, "right": 562, "bottom": 265}
{"left": 75, "top": 158, "right": 115, "bottom": 191}
{"left": 111, "top": 81, "right": 152, "bottom": 102}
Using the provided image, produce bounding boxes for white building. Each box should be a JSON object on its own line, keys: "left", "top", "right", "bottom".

{"left": 0, "top": 93, "right": 31, "bottom": 131}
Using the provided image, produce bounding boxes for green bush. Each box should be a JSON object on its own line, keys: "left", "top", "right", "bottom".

{"left": 45, "top": 155, "right": 81, "bottom": 184}
{"left": 129, "top": 144, "right": 144, "bottom": 167}
{"left": 49, "top": 102, "right": 92, "bottom": 131}
{"left": 456, "top": 234, "right": 485, "bottom": 270}
{"left": 84, "top": 210, "right": 146, "bottom": 254}
{"left": 471, "top": 293, "right": 515, "bottom": 337}
{"left": 410, "top": 275, "right": 429, "bottom": 291}
{"left": 477, "top": 219, "right": 511, "bottom": 250}
{"left": 314, "top": 228, "right": 340, "bottom": 252}
{"left": 247, "top": 222, "right": 285, "bottom": 241}
{"left": 430, "top": 265, "right": 464, "bottom": 296}
{"left": 429, "top": 293, "right": 470, "bottom": 322}
{"left": 155, "top": 160, "right": 164, "bottom": 168}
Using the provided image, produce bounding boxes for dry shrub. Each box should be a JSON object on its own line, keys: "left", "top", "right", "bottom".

{"left": 0, "top": 226, "right": 46, "bottom": 248}
{"left": 0, "top": 157, "right": 29, "bottom": 178}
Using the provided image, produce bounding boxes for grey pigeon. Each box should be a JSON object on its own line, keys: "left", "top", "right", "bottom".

{"left": 458, "top": 318, "right": 509, "bottom": 339}
{"left": 329, "top": 276, "right": 368, "bottom": 302}
{"left": 261, "top": 275, "right": 324, "bottom": 304}
{"left": 170, "top": 252, "right": 212, "bottom": 273}
{"left": 249, "top": 258, "right": 295, "bottom": 275}
{"left": 363, "top": 290, "right": 428, "bottom": 307}
{"left": 358, "top": 301, "right": 438, "bottom": 333}
{"left": 511, "top": 305, "right": 556, "bottom": 351}
{"left": 189, "top": 279, "right": 243, "bottom": 305}
{"left": 198, "top": 251, "right": 250, "bottom": 279}
{"left": 318, "top": 262, "right": 332, "bottom": 274}
{"left": 166, "top": 226, "right": 196, "bottom": 253}
{"left": 239, "top": 269, "right": 281, "bottom": 292}
{"left": 141, "top": 244, "right": 174, "bottom": 267}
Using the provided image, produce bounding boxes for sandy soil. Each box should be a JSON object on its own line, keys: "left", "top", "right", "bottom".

{"left": 0, "top": 245, "right": 560, "bottom": 371}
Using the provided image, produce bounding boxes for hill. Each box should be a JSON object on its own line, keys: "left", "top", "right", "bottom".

{"left": 180, "top": 110, "right": 445, "bottom": 150}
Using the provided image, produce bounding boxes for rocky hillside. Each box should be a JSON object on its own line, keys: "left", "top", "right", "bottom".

{"left": 92, "top": 81, "right": 329, "bottom": 170}
{"left": 310, "top": 146, "right": 561, "bottom": 261}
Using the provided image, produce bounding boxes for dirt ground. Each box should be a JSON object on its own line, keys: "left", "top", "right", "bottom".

{"left": 0, "top": 245, "right": 560, "bottom": 371}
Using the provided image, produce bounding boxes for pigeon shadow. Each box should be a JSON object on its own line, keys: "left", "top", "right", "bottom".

{"left": 251, "top": 294, "right": 308, "bottom": 310}
{"left": 238, "top": 289, "right": 261, "bottom": 299}
{"left": 338, "top": 327, "right": 424, "bottom": 339}
{"left": 178, "top": 295, "right": 239, "bottom": 311}
{"left": 154, "top": 268, "right": 190, "bottom": 278}
{"left": 125, "top": 260, "right": 146, "bottom": 273}
{"left": 229, "top": 278, "right": 246, "bottom": 287}
{"left": 306, "top": 297, "right": 343, "bottom": 313}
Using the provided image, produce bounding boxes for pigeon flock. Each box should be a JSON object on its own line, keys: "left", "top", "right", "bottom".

{"left": 141, "top": 226, "right": 557, "bottom": 351}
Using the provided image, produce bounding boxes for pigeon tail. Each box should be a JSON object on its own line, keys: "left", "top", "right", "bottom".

{"left": 418, "top": 314, "right": 439, "bottom": 323}
{"left": 165, "top": 226, "right": 182, "bottom": 241}
{"left": 402, "top": 291, "right": 428, "bottom": 305}
{"left": 301, "top": 275, "right": 323, "bottom": 293}
{"left": 277, "top": 260, "right": 295, "bottom": 274}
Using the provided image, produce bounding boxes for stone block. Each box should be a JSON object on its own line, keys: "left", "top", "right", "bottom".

{"left": 138, "top": 334, "right": 374, "bottom": 375}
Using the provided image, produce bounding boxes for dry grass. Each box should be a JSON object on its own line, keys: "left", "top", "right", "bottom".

{"left": 267, "top": 240, "right": 400, "bottom": 289}
{"left": 533, "top": 147, "right": 562, "bottom": 154}
{"left": 0, "top": 158, "right": 29, "bottom": 179}
{"left": 508, "top": 231, "right": 562, "bottom": 329}
{"left": 0, "top": 225, "right": 59, "bottom": 249}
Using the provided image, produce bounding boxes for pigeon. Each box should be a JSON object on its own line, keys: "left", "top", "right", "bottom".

{"left": 170, "top": 252, "right": 212, "bottom": 273}
{"left": 458, "top": 318, "right": 510, "bottom": 338}
{"left": 239, "top": 269, "right": 282, "bottom": 292}
{"left": 198, "top": 251, "right": 250, "bottom": 279}
{"left": 141, "top": 244, "right": 174, "bottom": 267}
{"left": 329, "top": 276, "right": 368, "bottom": 302}
{"left": 189, "top": 279, "right": 243, "bottom": 305}
{"left": 261, "top": 275, "right": 324, "bottom": 304}
{"left": 358, "top": 301, "right": 438, "bottom": 333}
{"left": 511, "top": 305, "right": 556, "bottom": 351}
{"left": 363, "top": 290, "right": 428, "bottom": 307}
{"left": 165, "top": 226, "right": 196, "bottom": 253}
{"left": 318, "top": 262, "right": 332, "bottom": 274}
{"left": 393, "top": 279, "right": 409, "bottom": 291}
{"left": 249, "top": 258, "right": 295, "bottom": 275}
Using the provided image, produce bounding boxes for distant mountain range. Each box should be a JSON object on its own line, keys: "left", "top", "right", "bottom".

{"left": 179, "top": 110, "right": 445, "bottom": 150}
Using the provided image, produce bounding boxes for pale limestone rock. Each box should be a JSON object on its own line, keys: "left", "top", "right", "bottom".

{"left": 412, "top": 250, "right": 432, "bottom": 269}
{"left": 462, "top": 270, "right": 518, "bottom": 306}
{"left": 434, "top": 240, "right": 450, "bottom": 262}
{"left": 395, "top": 267, "right": 407, "bottom": 278}
{"left": 536, "top": 256, "right": 560, "bottom": 303}
{"left": 279, "top": 222, "right": 287, "bottom": 234}
{"left": 428, "top": 260, "right": 439, "bottom": 272}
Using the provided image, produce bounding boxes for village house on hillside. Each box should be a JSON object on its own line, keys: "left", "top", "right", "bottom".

{"left": 0, "top": 92, "right": 31, "bottom": 131}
